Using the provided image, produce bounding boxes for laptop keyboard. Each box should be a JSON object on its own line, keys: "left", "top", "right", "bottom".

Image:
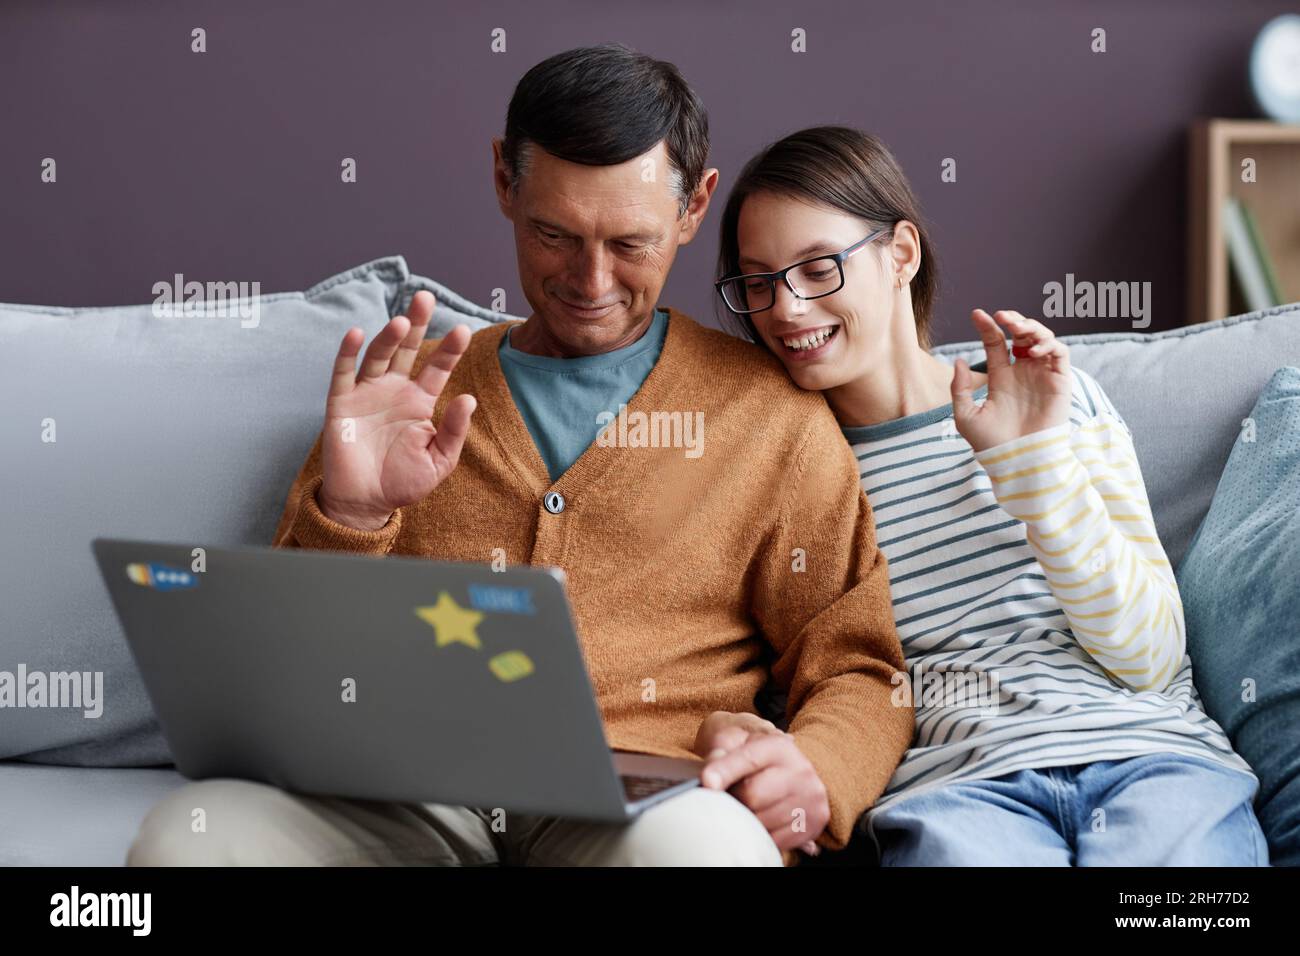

{"left": 620, "top": 774, "right": 682, "bottom": 803}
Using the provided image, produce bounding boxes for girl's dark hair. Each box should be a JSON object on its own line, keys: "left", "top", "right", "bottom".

{"left": 716, "top": 126, "right": 938, "bottom": 350}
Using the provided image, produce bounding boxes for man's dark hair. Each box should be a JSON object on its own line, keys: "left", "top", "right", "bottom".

{"left": 502, "top": 43, "right": 709, "bottom": 215}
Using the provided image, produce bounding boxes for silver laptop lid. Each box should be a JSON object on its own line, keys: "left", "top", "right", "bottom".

{"left": 91, "top": 537, "right": 633, "bottom": 820}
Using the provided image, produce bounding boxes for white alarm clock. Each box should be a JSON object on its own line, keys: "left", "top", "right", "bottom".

{"left": 1251, "top": 14, "right": 1300, "bottom": 122}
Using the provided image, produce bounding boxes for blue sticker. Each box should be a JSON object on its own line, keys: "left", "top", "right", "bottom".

{"left": 467, "top": 584, "right": 536, "bottom": 615}
{"left": 126, "top": 562, "right": 197, "bottom": 591}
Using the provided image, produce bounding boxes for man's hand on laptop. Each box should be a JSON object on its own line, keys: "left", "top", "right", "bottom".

{"left": 693, "top": 710, "right": 826, "bottom": 856}
{"left": 317, "top": 291, "right": 478, "bottom": 531}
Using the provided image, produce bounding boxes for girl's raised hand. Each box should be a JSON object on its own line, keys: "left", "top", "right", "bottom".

{"left": 951, "top": 309, "right": 1072, "bottom": 453}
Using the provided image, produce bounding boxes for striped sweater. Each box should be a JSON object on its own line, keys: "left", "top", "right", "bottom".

{"left": 841, "top": 366, "right": 1255, "bottom": 830}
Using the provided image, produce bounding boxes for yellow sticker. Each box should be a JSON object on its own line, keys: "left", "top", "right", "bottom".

{"left": 489, "top": 650, "right": 534, "bottom": 683}
{"left": 413, "top": 592, "right": 484, "bottom": 650}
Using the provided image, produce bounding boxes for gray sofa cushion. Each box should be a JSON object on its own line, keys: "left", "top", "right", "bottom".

{"left": 0, "top": 763, "right": 189, "bottom": 866}
{"left": 0, "top": 257, "right": 517, "bottom": 767}
{"left": 932, "top": 303, "right": 1300, "bottom": 568}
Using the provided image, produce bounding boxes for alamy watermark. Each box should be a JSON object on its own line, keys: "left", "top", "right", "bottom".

{"left": 892, "top": 660, "right": 1001, "bottom": 716}
{"left": 50, "top": 886, "right": 150, "bottom": 935}
{"left": 0, "top": 665, "right": 103, "bottom": 718}
{"left": 595, "top": 404, "right": 705, "bottom": 459}
{"left": 151, "top": 273, "right": 262, "bottom": 328}
{"left": 1042, "top": 273, "right": 1151, "bottom": 329}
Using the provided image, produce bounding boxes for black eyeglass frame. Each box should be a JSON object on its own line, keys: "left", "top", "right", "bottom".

{"left": 715, "top": 227, "right": 893, "bottom": 315}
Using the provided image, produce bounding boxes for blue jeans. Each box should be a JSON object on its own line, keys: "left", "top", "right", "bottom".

{"left": 870, "top": 754, "right": 1270, "bottom": 866}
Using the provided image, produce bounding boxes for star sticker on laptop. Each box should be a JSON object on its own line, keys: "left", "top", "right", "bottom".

{"left": 413, "top": 592, "right": 484, "bottom": 650}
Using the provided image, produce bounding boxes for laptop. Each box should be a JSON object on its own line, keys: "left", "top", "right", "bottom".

{"left": 91, "top": 537, "right": 701, "bottom": 822}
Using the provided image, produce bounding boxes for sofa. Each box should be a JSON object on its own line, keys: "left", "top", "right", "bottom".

{"left": 3, "top": 256, "right": 1298, "bottom": 866}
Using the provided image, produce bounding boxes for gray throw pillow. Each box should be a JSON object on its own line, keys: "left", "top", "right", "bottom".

{"left": 0, "top": 256, "right": 516, "bottom": 766}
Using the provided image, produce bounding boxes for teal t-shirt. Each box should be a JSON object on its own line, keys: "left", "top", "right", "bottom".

{"left": 498, "top": 308, "right": 668, "bottom": 482}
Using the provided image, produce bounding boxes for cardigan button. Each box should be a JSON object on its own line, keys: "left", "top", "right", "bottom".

{"left": 543, "top": 491, "right": 565, "bottom": 514}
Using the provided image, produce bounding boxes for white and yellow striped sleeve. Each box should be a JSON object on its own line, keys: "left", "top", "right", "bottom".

{"left": 971, "top": 373, "right": 1184, "bottom": 692}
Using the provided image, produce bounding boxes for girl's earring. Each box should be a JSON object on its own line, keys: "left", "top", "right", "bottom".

{"left": 896, "top": 274, "right": 904, "bottom": 291}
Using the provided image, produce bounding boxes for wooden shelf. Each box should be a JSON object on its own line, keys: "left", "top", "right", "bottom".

{"left": 1187, "top": 119, "right": 1300, "bottom": 325}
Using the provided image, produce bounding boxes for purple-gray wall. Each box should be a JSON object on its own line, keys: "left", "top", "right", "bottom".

{"left": 1, "top": 0, "right": 1292, "bottom": 342}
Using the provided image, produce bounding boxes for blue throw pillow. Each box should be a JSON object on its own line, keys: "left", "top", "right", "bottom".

{"left": 1178, "top": 366, "right": 1300, "bottom": 866}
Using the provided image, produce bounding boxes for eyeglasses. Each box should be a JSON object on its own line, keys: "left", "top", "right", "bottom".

{"left": 715, "top": 228, "right": 892, "bottom": 316}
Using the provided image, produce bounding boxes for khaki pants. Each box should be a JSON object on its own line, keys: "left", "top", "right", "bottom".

{"left": 126, "top": 778, "right": 785, "bottom": 866}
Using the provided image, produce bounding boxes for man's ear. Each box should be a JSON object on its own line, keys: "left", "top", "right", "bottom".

{"left": 675, "top": 167, "right": 720, "bottom": 246}
{"left": 492, "top": 138, "right": 515, "bottom": 221}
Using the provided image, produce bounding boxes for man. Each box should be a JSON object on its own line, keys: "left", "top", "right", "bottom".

{"left": 128, "top": 43, "right": 911, "bottom": 867}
